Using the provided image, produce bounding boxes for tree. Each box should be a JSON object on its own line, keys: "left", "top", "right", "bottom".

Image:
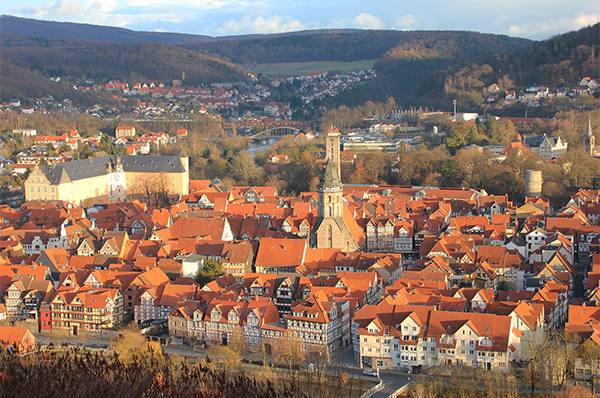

{"left": 79, "top": 143, "right": 94, "bottom": 159}
{"left": 525, "top": 333, "right": 549, "bottom": 398}
{"left": 128, "top": 173, "right": 170, "bottom": 208}
{"left": 228, "top": 327, "right": 246, "bottom": 357}
{"left": 272, "top": 329, "right": 306, "bottom": 373}
{"left": 206, "top": 345, "right": 241, "bottom": 371}
{"left": 194, "top": 258, "right": 224, "bottom": 287}
{"left": 230, "top": 150, "right": 261, "bottom": 184}
{"left": 497, "top": 278, "right": 509, "bottom": 292}
{"left": 58, "top": 143, "right": 70, "bottom": 154}
{"left": 112, "top": 323, "right": 163, "bottom": 365}
{"left": 546, "top": 329, "right": 579, "bottom": 391}
{"left": 148, "top": 141, "right": 159, "bottom": 154}
{"left": 579, "top": 339, "right": 600, "bottom": 394}
{"left": 99, "top": 133, "right": 112, "bottom": 154}
{"left": 44, "top": 143, "right": 56, "bottom": 157}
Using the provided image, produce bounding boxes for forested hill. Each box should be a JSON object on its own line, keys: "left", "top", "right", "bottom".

{"left": 0, "top": 15, "right": 362, "bottom": 45}
{"left": 2, "top": 35, "right": 246, "bottom": 85}
{"left": 486, "top": 22, "right": 600, "bottom": 86}
{"left": 0, "top": 15, "right": 216, "bottom": 45}
{"left": 396, "top": 23, "right": 600, "bottom": 112}
{"left": 301, "top": 24, "right": 599, "bottom": 110}
{"left": 186, "top": 30, "right": 531, "bottom": 64}
{"left": 0, "top": 35, "right": 247, "bottom": 101}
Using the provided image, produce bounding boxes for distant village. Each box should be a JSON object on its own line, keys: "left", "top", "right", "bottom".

{"left": 1, "top": 70, "right": 597, "bottom": 123}
{"left": 0, "top": 124, "right": 599, "bottom": 387}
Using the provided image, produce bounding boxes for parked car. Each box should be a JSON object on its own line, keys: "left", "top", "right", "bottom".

{"left": 363, "top": 369, "right": 379, "bottom": 377}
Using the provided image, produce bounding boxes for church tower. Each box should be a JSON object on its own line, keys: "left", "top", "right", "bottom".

{"left": 325, "top": 125, "right": 341, "bottom": 179}
{"left": 584, "top": 117, "right": 596, "bottom": 156}
{"left": 317, "top": 160, "right": 343, "bottom": 220}
{"left": 310, "top": 126, "right": 363, "bottom": 251}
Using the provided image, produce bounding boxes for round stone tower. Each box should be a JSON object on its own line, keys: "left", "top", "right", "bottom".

{"left": 524, "top": 170, "right": 543, "bottom": 198}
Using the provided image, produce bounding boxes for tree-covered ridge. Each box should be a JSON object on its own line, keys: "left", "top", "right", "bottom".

{"left": 376, "top": 31, "right": 531, "bottom": 67}
{"left": 1, "top": 35, "right": 247, "bottom": 88}
{"left": 489, "top": 22, "right": 600, "bottom": 86}
{"left": 0, "top": 15, "right": 216, "bottom": 45}
{"left": 187, "top": 30, "right": 531, "bottom": 65}
{"left": 318, "top": 24, "right": 599, "bottom": 111}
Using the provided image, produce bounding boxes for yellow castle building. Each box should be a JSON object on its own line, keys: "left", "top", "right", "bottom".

{"left": 25, "top": 154, "right": 189, "bottom": 205}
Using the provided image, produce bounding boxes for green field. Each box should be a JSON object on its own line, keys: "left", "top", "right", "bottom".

{"left": 251, "top": 59, "right": 377, "bottom": 76}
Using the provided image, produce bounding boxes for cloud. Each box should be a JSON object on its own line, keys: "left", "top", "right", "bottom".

{"left": 354, "top": 12, "right": 384, "bottom": 29}
{"left": 216, "top": 15, "right": 305, "bottom": 34}
{"left": 25, "top": 0, "right": 84, "bottom": 17}
{"left": 575, "top": 13, "right": 599, "bottom": 27}
{"left": 508, "top": 13, "right": 599, "bottom": 39}
{"left": 395, "top": 14, "right": 421, "bottom": 29}
{"left": 492, "top": 14, "right": 509, "bottom": 26}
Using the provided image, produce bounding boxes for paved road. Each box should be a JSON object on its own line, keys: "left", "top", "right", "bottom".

{"left": 373, "top": 370, "right": 410, "bottom": 398}
{"left": 330, "top": 344, "right": 410, "bottom": 398}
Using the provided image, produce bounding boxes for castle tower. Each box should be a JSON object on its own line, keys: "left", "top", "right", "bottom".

{"left": 179, "top": 147, "right": 190, "bottom": 195}
{"left": 524, "top": 170, "right": 543, "bottom": 198}
{"left": 325, "top": 125, "right": 341, "bottom": 179}
{"left": 584, "top": 117, "right": 596, "bottom": 156}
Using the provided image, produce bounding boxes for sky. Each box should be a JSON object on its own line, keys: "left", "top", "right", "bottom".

{"left": 2, "top": 0, "right": 599, "bottom": 40}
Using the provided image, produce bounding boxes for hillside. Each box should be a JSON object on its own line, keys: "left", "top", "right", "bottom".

{"left": 1, "top": 16, "right": 596, "bottom": 112}
{"left": 187, "top": 30, "right": 530, "bottom": 65}
{"left": 0, "top": 15, "right": 216, "bottom": 45}
{"left": 0, "top": 35, "right": 247, "bottom": 101}
{"left": 490, "top": 22, "right": 600, "bottom": 86}
{"left": 0, "top": 16, "right": 363, "bottom": 45}
{"left": 401, "top": 23, "right": 600, "bottom": 112}
{"left": 313, "top": 24, "right": 599, "bottom": 111}
{"left": 185, "top": 30, "right": 531, "bottom": 108}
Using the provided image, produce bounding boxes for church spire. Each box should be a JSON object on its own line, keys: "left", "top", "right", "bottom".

{"left": 585, "top": 117, "right": 593, "bottom": 138}
{"left": 318, "top": 159, "right": 341, "bottom": 189}
{"left": 584, "top": 116, "right": 596, "bottom": 156}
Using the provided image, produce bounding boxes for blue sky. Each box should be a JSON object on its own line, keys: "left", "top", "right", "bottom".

{"left": 3, "top": 0, "right": 598, "bottom": 40}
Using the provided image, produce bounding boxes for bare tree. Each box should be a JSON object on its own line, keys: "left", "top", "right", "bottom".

{"left": 272, "top": 330, "right": 306, "bottom": 373}
{"left": 230, "top": 150, "right": 261, "bottom": 185}
{"left": 547, "top": 329, "right": 580, "bottom": 391}
{"left": 525, "top": 334, "right": 549, "bottom": 398}
{"left": 128, "top": 172, "right": 170, "bottom": 208}
{"left": 579, "top": 339, "right": 600, "bottom": 394}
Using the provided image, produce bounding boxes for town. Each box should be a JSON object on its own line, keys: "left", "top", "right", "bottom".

{"left": 1, "top": 13, "right": 600, "bottom": 396}
{"left": 0, "top": 113, "right": 599, "bottom": 396}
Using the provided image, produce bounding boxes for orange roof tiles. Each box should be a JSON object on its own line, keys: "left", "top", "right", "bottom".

{"left": 254, "top": 238, "right": 306, "bottom": 269}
